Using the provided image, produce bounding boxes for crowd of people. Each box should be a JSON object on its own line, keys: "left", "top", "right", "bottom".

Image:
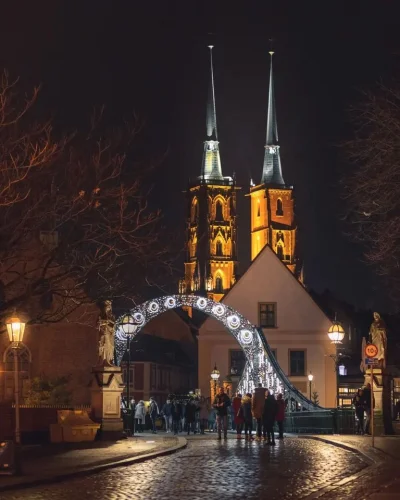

{"left": 127, "top": 383, "right": 285, "bottom": 443}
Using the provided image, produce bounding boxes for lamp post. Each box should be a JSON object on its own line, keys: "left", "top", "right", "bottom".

{"left": 210, "top": 363, "right": 220, "bottom": 400}
{"left": 6, "top": 315, "right": 26, "bottom": 445}
{"left": 308, "top": 372, "right": 314, "bottom": 400}
{"left": 327, "top": 315, "right": 346, "bottom": 408}
{"left": 121, "top": 314, "right": 136, "bottom": 436}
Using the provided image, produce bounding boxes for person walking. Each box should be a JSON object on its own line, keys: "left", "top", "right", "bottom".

{"left": 275, "top": 393, "right": 285, "bottom": 439}
{"left": 149, "top": 396, "right": 159, "bottom": 434}
{"left": 208, "top": 404, "right": 217, "bottom": 432}
{"left": 213, "top": 386, "right": 231, "bottom": 440}
{"left": 134, "top": 400, "right": 146, "bottom": 433}
{"left": 185, "top": 399, "right": 196, "bottom": 435}
{"left": 161, "top": 399, "right": 173, "bottom": 433}
{"left": 130, "top": 398, "right": 136, "bottom": 435}
{"left": 252, "top": 383, "right": 266, "bottom": 441}
{"left": 232, "top": 393, "right": 244, "bottom": 439}
{"left": 199, "top": 397, "right": 209, "bottom": 434}
{"left": 263, "top": 390, "right": 277, "bottom": 445}
{"left": 353, "top": 388, "right": 365, "bottom": 435}
{"left": 171, "top": 398, "right": 182, "bottom": 435}
{"left": 242, "top": 393, "right": 254, "bottom": 440}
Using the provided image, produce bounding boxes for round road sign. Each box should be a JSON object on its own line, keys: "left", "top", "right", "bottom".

{"left": 365, "top": 343, "right": 378, "bottom": 358}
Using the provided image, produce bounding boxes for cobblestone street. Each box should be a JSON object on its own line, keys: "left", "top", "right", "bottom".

{"left": 1, "top": 436, "right": 369, "bottom": 500}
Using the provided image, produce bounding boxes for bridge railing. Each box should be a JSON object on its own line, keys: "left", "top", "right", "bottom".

{"left": 284, "top": 408, "right": 356, "bottom": 434}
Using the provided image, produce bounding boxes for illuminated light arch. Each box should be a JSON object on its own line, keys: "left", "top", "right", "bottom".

{"left": 115, "top": 295, "right": 321, "bottom": 411}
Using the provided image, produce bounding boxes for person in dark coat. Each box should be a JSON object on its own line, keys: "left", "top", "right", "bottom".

{"left": 275, "top": 393, "right": 285, "bottom": 439}
{"left": 362, "top": 383, "right": 373, "bottom": 435}
{"left": 232, "top": 393, "right": 244, "bottom": 438}
{"left": 149, "top": 397, "right": 159, "bottom": 434}
{"left": 171, "top": 399, "right": 182, "bottom": 435}
{"left": 262, "top": 390, "right": 277, "bottom": 445}
{"left": 185, "top": 399, "right": 196, "bottom": 435}
{"left": 213, "top": 386, "right": 231, "bottom": 440}
{"left": 353, "top": 388, "right": 364, "bottom": 435}
{"left": 241, "top": 393, "right": 254, "bottom": 440}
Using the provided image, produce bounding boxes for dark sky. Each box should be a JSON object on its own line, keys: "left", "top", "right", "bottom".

{"left": 2, "top": 1, "right": 400, "bottom": 310}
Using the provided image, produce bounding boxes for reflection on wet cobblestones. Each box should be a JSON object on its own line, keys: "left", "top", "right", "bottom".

{"left": 2, "top": 437, "right": 367, "bottom": 500}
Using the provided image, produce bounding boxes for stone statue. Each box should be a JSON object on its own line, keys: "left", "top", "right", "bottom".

{"left": 98, "top": 300, "right": 115, "bottom": 365}
{"left": 369, "top": 312, "right": 387, "bottom": 369}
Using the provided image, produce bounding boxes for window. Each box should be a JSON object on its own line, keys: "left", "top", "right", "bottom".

{"left": 215, "top": 276, "right": 223, "bottom": 293}
{"left": 229, "top": 350, "right": 246, "bottom": 376}
{"left": 215, "top": 201, "right": 224, "bottom": 221}
{"left": 257, "top": 202, "right": 261, "bottom": 218}
{"left": 276, "top": 244, "right": 284, "bottom": 260}
{"left": 216, "top": 241, "right": 223, "bottom": 256}
{"left": 259, "top": 303, "right": 276, "bottom": 328}
{"left": 289, "top": 350, "right": 306, "bottom": 376}
{"left": 276, "top": 199, "right": 283, "bottom": 216}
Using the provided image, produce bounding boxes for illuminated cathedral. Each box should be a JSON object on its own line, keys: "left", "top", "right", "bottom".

{"left": 179, "top": 48, "right": 298, "bottom": 302}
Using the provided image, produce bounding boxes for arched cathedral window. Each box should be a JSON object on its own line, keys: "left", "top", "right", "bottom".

{"left": 216, "top": 241, "right": 223, "bottom": 256}
{"left": 215, "top": 201, "right": 224, "bottom": 221}
{"left": 276, "top": 244, "right": 284, "bottom": 260}
{"left": 215, "top": 276, "right": 223, "bottom": 293}
{"left": 276, "top": 198, "right": 283, "bottom": 216}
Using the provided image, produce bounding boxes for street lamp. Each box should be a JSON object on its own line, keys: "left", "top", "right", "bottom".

{"left": 308, "top": 372, "right": 313, "bottom": 400}
{"left": 121, "top": 314, "right": 136, "bottom": 436}
{"left": 6, "top": 315, "right": 26, "bottom": 445}
{"left": 327, "top": 314, "right": 346, "bottom": 408}
{"left": 210, "top": 363, "right": 220, "bottom": 400}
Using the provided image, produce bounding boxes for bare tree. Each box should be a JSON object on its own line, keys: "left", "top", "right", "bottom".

{"left": 0, "top": 71, "right": 171, "bottom": 325}
{"left": 343, "top": 83, "right": 400, "bottom": 300}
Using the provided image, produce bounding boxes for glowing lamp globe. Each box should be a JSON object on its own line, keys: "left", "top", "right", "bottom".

{"left": 327, "top": 321, "right": 345, "bottom": 344}
{"left": 6, "top": 316, "right": 26, "bottom": 344}
{"left": 121, "top": 315, "right": 136, "bottom": 335}
{"left": 308, "top": 372, "right": 314, "bottom": 382}
{"left": 210, "top": 364, "right": 220, "bottom": 381}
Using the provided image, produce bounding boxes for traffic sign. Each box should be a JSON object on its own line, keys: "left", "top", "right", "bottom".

{"left": 365, "top": 343, "right": 378, "bottom": 358}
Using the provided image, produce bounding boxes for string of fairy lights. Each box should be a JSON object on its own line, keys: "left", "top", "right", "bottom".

{"left": 114, "top": 295, "right": 320, "bottom": 410}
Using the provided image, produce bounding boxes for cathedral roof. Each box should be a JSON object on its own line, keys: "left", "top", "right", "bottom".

{"left": 200, "top": 46, "right": 224, "bottom": 182}
{"left": 261, "top": 52, "right": 286, "bottom": 187}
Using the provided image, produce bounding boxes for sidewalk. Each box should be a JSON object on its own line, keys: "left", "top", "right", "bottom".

{"left": 0, "top": 433, "right": 187, "bottom": 492}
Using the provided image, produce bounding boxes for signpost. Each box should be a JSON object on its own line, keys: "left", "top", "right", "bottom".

{"left": 364, "top": 343, "right": 378, "bottom": 447}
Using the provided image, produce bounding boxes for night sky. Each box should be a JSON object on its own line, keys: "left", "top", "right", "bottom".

{"left": 2, "top": 1, "right": 400, "bottom": 310}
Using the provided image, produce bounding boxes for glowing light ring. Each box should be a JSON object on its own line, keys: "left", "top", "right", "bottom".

{"left": 147, "top": 301, "right": 159, "bottom": 314}
{"left": 114, "top": 294, "right": 322, "bottom": 412}
{"left": 133, "top": 312, "right": 145, "bottom": 326}
{"left": 196, "top": 297, "right": 207, "bottom": 310}
{"left": 211, "top": 304, "right": 225, "bottom": 317}
{"left": 164, "top": 297, "right": 177, "bottom": 309}
{"left": 226, "top": 314, "right": 240, "bottom": 330}
{"left": 239, "top": 329, "right": 253, "bottom": 345}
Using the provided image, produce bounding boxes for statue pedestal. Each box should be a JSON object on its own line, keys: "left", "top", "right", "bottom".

{"left": 90, "top": 360, "right": 125, "bottom": 440}
{"left": 364, "top": 368, "right": 385, "bottom": 436}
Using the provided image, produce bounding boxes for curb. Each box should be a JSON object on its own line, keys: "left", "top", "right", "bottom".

{"left": 0, "top": 437, "right": 187, "bottom": 493}
{"left": 297, "top": 435, "right": 384, "bottom": 466}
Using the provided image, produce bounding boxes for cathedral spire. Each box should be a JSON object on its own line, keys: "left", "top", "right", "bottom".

{"left": 261, "top": 51, "right": 285, "bottom": 186}
{"left": 201, "top": 46, "right": 223, "bottom": 181}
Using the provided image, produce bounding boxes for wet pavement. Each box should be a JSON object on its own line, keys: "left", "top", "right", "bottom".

{"left": 1, "top": 436, "right": 368, "bottom": 500}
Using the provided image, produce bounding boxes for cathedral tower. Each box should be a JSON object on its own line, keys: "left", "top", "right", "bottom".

{"left": 179, "top": 46, "right": 239, "bottom": 302}
{"left": 249, "top": 52, "right": 297, "bottom": 274}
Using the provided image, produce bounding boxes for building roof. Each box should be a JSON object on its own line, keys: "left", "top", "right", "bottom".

{"left": 261, "top": 52, "right": 285, "bottom": 187}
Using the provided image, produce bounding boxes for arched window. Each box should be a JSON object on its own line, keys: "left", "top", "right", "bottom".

{"left": 257, "top": 202, "right": 261, "bottom": 218}
{"left": 276, "top": 199, "right": 283, "bottom": 216}
{"left": 215, "top": 276, "right": 223, "bottom": 293}
{"left": 277, "top": 244, "right": 284, "bottom": 260}
{"left": 215, "top": 201, "right": 224, "bottom": 221}
{"left": 3, "top": 344, "right": 31, "bottom": 401}
{"left": 216, "top": 240, "right": 223, "bottom": 256}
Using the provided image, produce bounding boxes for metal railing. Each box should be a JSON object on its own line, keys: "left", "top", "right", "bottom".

{"left": 284, "top": 408, "right": 356, "bottom": 434}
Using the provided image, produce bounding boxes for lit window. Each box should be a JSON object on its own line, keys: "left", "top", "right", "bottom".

{"left": 259, "top": 303, "right": 276, "bottom": 328}
{"left": 215, "top": 276, "right": 223, "bottom": 293}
